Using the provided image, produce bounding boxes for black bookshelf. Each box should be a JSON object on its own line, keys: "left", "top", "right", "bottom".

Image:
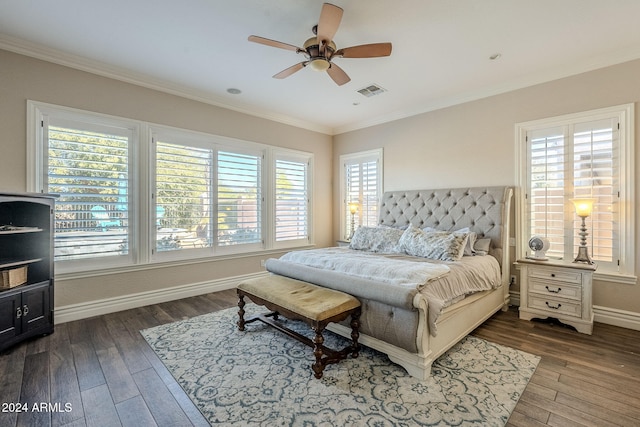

{"left": 0, "top": 192, "right": 56, "bottom": 351}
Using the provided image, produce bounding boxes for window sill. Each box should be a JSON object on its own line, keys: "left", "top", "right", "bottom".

{"left": 55, "top": 245, "right": 315, "bottom": 281}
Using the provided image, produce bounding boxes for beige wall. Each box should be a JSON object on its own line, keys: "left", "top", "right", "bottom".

{"left": 0, "top": 49, "right": 333, "bottom": 308}
{"left": 2, "top": 46, "right": 638, "bottom": 318}
{"left": 333, "top": 59, "right": 640, "bottom": 314}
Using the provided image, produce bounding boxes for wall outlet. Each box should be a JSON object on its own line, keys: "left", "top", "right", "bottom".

{"left": 510, "top": 275, "right": 517, "bottom": 285}
{"left": 509, "top": 237, "right": 516, "bottom": 247}
{"left": 260, "top": 259, "right": 266, "bottom": 267}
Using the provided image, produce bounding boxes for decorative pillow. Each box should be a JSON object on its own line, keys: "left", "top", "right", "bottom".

{"left": 423, "top": 226, "right": 477, "bottom": 256}
{"left": 456, "top": 227, "right": 477, "bottom": 256}
{"left": 349, "top": 226, "right": 403, "bottom": 253}
{"left": 473, "top": 238, "right": 491, "bottom": 256}
{"left": 399, "top": 226, "right": 469, "bottom": 261}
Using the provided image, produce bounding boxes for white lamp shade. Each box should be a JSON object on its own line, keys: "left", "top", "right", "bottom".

{"left": 570, "top": 198, "right": 595, "bottom": 217}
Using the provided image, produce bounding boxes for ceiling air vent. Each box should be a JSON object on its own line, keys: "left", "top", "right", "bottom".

{"left": 356, "top": 84, "right": 387, "bottom": 98}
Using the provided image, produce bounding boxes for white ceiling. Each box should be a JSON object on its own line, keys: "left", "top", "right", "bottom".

{"left": 2, "top": 0, "right": 640, "bottom": 135}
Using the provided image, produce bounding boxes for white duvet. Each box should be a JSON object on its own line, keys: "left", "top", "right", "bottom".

{"left": 280, "top": 247, "right": 450, "bottom": 289}
{"left": 277, "top": 247, "right": 502, "bottom": 334}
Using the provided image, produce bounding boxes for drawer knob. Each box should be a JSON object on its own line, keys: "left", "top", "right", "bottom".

{"left": 550, "top": 273, "right": 556, "bottom": 277}
{"left": 546, "top": 302, "right": 562, "bottom": 309}
{"left": 545, "top": 286, "right": 562, "bottom": 293}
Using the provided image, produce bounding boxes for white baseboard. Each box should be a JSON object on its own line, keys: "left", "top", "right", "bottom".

{"left": 509, "top": 291, "right": 640, "bottom": 331}
{"left": 593, "top": 305, "right": 640, "bottom": 331}
{"left": 54, "top": 271, "right": 269, "bottom": 324}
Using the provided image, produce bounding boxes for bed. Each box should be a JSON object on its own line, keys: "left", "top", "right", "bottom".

{"left": 265, "top": 186, "right": 513, "bottom": 380}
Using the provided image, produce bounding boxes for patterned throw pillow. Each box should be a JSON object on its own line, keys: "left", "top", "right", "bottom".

{"left": 424, "top": 226, "right": 477, "bottom": 256}
{"left": 399, "top": 226, "right": 469, "bottom": 261}
{"left": 349, "top": 226, "right": 404, "bottom": 253}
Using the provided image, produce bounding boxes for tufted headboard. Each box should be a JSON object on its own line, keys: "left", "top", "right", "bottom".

{"left": 378, "top": 186, "right": 513, "bottom": 275}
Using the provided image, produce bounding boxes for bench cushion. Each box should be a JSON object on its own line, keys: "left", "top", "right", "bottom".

{"left": 238, "top": 275, "right": 360, "bottom": 322}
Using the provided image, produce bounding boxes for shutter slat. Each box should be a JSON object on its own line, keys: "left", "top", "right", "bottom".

{"left": 217, "top": 151, "right": 261, "bottom": 247}
{"left": 48, "top": 125, "right": 130, "bottom": 260}
{"left": 276, "top": 159, "right": 308, "bottom": 242}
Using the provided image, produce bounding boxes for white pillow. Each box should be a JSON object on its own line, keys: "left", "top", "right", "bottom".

{"left": 399, "top": 226, "right": 469, "bottom": 261}
{"left": 349, "top": 226, "right": 403, "bottom": 253}
{"left": 473, "top": 238, "right": 491, "bottom": 256}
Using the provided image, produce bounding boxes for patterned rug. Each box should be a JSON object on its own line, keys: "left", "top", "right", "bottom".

{"left": 141, "top": 304, "right": 539, "bottom": 426}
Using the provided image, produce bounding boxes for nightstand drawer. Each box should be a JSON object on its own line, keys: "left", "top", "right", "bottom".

{"left": 528, "top": 295, "right": 582, "bottom": 318}
{"left": 529, "top": 279, "right": 581, "bottom": 301}
{"left": 528, "top": 267, "right": 582, "bottom": 284}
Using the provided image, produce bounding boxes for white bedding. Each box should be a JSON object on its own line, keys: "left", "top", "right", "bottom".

{"left": 280, "top": 247, "right": 450, "bottom": 288}
{"left": 277, "top": 247, "right": 502, "bottom": 334}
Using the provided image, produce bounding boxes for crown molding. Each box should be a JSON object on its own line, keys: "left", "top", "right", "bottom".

{"left": 333, "top": 46, "right": 640, "bottom": 135}
{"left": 0, "top": 33, "right": 333, "bottom": 135}
{"left": 3, "top": 33, "right": 640, "bottom": 137}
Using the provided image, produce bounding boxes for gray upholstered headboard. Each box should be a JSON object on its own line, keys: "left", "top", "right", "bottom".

{"left": 378, "top": 186, "right": 513, "bottom": 272}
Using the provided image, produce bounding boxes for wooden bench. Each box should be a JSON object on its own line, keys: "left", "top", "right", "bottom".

{"left": 237, "top": 275, "right": 361, "bottom": 379}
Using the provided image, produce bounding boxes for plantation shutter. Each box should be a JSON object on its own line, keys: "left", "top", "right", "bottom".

{"left": 275, "top": 157, "right": 309, "bottom": 242}
{"left": 526, "top": 118, "right": 618, "bottom": 267}
{"left": 46, "top": 119, "right": 131, "bottom": 261}
{"left": 344, "top": 155, "right": 379, "bottom": 238}
{"left": 528, "top": 127, "right": 566, "bottom": 259}
{"left": 155, "top": 141, "right": 213, "bottom": 252}
{"left": 572, "top": 119, "right": 618, "bottom": 263}
{"left": 217, "top": 150, "right": 262, "bottom": 246}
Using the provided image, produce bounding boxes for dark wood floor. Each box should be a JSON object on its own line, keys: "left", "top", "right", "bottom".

{"left": 1, "top": 289, "right": 639, "bottom": 427}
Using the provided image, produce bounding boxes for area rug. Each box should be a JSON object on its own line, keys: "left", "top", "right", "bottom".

{"left": 141, "top": 304, "right": 539, "bottom": 426}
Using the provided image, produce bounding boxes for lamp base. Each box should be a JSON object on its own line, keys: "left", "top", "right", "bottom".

{"left": 573, "top": 246, "right": 594, "bottom": 264}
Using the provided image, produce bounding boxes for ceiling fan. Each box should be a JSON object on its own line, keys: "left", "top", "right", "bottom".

{"left": 248, "top": 3, "right": 392, "bottom": 86}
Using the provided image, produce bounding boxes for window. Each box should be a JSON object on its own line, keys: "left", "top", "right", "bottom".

{"left": 217, "top": 150, "right": 262, "bottom": 247}
{"left": 275, "top": 154, "right": 310, "bottom": 244}
{"left": 28, "top": 101, "right": 313, "bottom": 273}
{"left": 516, "top": 104, "right": 635, "bottom": 281}
{"left": 35, "top": 112, "right": 137, "bottom": 270}
{"left": 340, "top": 149, "right": 383, "bottom": 240}
{"left": 154, "top": 140, "right": 214, "bottom": 252}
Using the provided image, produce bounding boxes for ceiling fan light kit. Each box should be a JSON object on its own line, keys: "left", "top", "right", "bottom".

{"left": 248, "top": 3, "right": 392, "bottom": 86}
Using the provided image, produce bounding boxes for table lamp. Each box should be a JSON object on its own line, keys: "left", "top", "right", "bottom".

{"left": 570, "top": 198, "right": 595, "bottom": 264}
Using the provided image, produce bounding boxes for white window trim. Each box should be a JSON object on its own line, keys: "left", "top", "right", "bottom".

{"left": 27, "top": 101, "right": 314, "bottom": 275}
{"left": 339, "top": 148, "right": 383, "bottom": 240}
{"left": 28, "top": 101, "right": 141, "bottom": 273}
{"left": 515, "top": 103, "right": 635, "bottom": 284}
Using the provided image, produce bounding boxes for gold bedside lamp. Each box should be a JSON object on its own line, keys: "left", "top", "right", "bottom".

{"left": 570, "top": 198, "right": 595, "bottom": 264}
{"left": 348, "top": 202, "right": 359, "bottom": 240}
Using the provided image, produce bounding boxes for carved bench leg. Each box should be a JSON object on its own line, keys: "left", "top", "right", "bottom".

{"left": 311, "top": 324, "right": 326, "bottom": 379}
{"left": 237, "top": 292, "right": 246, "bottom": 331}
{"left": 350, "top": 309, "right": 361, "bottom": 358}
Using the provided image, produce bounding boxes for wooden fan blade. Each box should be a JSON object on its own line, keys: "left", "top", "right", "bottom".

{"left": 335, "top": 43, "right": 392, "bottom": 58}
{"left": 273, "top": 62, "right": 306, "bottom": 79}
{"left": 326, "top": 62, "right": 350, "bottom": 86}
{"left": 317, "top": 3, "right": 343, "bottom": 46}
{"left": 248, "top": 35, "right": 302, "bottom": 52}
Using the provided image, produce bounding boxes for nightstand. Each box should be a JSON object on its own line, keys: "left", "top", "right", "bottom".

{"left": 516, "top": 258, "right": 597, "bottom": 334}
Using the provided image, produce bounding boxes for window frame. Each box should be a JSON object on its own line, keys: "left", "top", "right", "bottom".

{"left": 515, "top": 103, "right": 635, "bottom": 283}
{"left": 29, "top": 102, "right": 141, "bottom": 273}
{"left": 339, "top": 148, "right": 383, "bottom": 240}
{"left": 28, "top": 101, "right": 314, "bottom": 274}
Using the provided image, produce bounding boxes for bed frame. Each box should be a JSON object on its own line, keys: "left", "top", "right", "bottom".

{"left": 326, "top": 186, "right": 513, "bottom": 380}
